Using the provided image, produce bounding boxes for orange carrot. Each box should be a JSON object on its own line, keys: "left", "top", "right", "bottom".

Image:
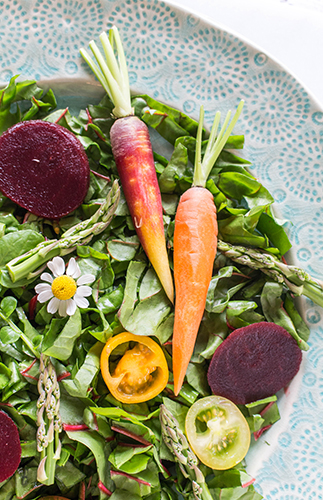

{"left": 173, "top": 102, "right": 244, "bottom": 395}
{"left": 80, "top": 27, "right": 174, "bottom": 303}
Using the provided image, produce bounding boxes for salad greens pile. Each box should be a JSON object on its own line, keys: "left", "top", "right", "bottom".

{"left": 0, "top": 76, "right": 317, "bottom": 500}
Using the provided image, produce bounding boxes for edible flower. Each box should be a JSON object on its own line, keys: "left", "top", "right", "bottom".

{"left": 35, "top": 256, "right": 95, "bottom": 317}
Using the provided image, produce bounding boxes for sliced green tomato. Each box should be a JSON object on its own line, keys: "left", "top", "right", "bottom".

{"left": 185, "top": 395, "right": 250, "bottom": 470}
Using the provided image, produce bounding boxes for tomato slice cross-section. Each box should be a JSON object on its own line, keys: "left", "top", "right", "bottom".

{"left": 185, "top": 395, "right": 250, "bottom": 470}
{"left": 100, "top": 331, "right": 169, "bottom": 403}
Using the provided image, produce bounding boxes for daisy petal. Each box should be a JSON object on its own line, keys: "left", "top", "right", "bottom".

{"left": 35, "top": 283, "right": 52, "bottom": 294}
{"left": 66, "top": 258, "right": 81, "bottom": 279}
{"left": 38, "top": 289, "right": 54, "bottom": 303}
{"left": 76, "top": 285, "right": 92, "bottom": 297}
{"left": 74, "top": 295, "right": 89, "bottom": 309}
{"left": 77, "top": 274, "right": 95, "bottom": 286}
{"left": 58, "top": 300, "right": 67, "bottom": 317}
{"left": 40, "top": 272, "right": 53, "bottom": 283}
{"left": 47, "top": 297, "right": 60, "bottom": 314}
{"left": 66, "top": 299, "right": 77, "bottom": 316}
{"left": 48, "top": 256, "right": 65, "bottom": 277}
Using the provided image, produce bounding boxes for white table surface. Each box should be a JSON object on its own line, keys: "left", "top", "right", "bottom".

{"left": 167, "top": 0, "right": 323, "bottom": 109}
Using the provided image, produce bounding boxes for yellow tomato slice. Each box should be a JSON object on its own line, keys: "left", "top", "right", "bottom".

{"left": 100, "top": 331, "right": 169, "bottom": 403}
{"left": 185, "top": 395, "right": 250, "bottom": 470}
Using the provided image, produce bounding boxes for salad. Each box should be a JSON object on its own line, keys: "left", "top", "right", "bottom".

{"left": 0, "top": 26, "right": 322, "bottom": 500}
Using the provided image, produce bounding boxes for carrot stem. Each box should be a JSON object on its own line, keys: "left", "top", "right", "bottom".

{"left": 81, "top": 27, "right": 132, "bottom": 118}
{"left": 193, "top": 101, "right": 244, "bottom": 187}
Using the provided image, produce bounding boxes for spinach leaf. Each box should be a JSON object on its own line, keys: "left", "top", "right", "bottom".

{"left": 118, "top": 262, "right": 172, "bottom": 339}
{"left": 62, "top": 341, "right": 103, "bottom": 398}
{"left": 43, "top": 308, "right": 83, "bottom": 360}
{"left": 66, "top": 429, "right": 113, "bottom": 495}
{"left": 260, "top": 281, "right": 309, "bottom": 350}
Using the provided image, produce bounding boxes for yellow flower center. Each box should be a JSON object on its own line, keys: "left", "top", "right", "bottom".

{"left": 51, "top": 275, "right": 77, "bottom": 300}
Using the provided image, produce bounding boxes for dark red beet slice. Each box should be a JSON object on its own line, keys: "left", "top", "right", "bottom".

{"left": 0, "top": 410, "right": 21, "bottom": 482}
{"left": 207, "top": 322, "right": 302, "bottom": 405}
{"left": 0, "top": 120, "right": 90, "bottom": 219}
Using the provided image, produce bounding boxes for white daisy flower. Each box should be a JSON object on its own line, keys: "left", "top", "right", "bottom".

{"left": 35, "top": 256, "right": 95, "bottom": 317}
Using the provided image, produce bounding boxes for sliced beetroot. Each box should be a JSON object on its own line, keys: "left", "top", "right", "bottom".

{"left": 207, "top": 322, "right": 302, "bottom": 405}
{"left": 0, "top": 410, "right": 21, "bottom": 482}
{"left": 0, "top": 120, "right": 90, "bottom": 219}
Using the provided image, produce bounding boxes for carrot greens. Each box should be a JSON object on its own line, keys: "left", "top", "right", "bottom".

{"left": 80, "top": 28, "right": 132, "bottom": 118}
{"left": 193, "top": 102, "right": 244, "bottom": 188}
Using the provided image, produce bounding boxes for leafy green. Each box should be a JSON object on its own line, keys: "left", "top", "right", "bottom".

{"left": 62, "top": 341, "right": 103, "bottom": 397}
{"left": 42, "top": 308, "right": 83, "bottom": 360}
{"left": 118, "top": 261, "right": 172, "bottom": 339}
{"left": 66, "top": 429, "right": 113, "bottom": 495}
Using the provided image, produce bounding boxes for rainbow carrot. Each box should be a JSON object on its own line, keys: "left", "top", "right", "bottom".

{"left": 173, "top": 102, "right": 244, "bottom": 395}
{"left": 80, "top": 27, "right": 174, "bottom": 303}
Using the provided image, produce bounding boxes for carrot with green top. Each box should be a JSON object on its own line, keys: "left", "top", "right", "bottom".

{"left": 172, "top": 101, "right": 244, "bottom": 395}
{"left": 80, "top": 27, "right": 174, "bottom": 303}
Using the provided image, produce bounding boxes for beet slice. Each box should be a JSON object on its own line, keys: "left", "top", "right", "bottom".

{"left": 207, "top": 322, "right": 302, "bottom": 405}
{"left": 0, "top": 410, "right": 21, "bottom": 482}
{"left": 0, "top": 120, "right": 90, "bottom": 219}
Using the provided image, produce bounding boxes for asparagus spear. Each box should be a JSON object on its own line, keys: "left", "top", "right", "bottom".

{"left": 217, "top": 239, "right": 323, "bottom": 307}
{"left": 6, "top": 180, "right": 120, "bottom": 283}
{"left": 160, "top": 404, "right": 213, "bottom": 500}
{"left": 36, "top": 354, "right": 62, "bottom": 485}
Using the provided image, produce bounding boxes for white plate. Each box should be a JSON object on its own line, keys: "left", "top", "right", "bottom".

{"left": 1, "top": 1, "right": 323, "bottom": 498}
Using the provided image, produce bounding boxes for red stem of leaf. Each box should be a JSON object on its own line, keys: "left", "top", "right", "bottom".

{"left": 90, "top": 170, "right": 111, "bottom": 182}
{"left": 28, "top": 295, "right": 38, "bottom": 321}
{"left": 160, "top": 462, "right": 171, "bottom": 478}
{"left": 260, "top": 401, "right": 275, "bottom": 416}
{"left": 87, "top": 476, "right": 93, "bottom": 490}
{"left": 110, "top": 470, "right": 151, "bottom": 486}
{"left": 92, "top": 412, "right": 99, "bottom": 432}
{"left": 57, "top": 372, "right": 71, "bottom": 382}
{"left": 118, "top": 442, "right": 151, "bottom": 449}
{"left": 21, "top": 358, "right": 38, "bottom": 379}
{"left": 97, "top": 481, "right": 112, "bottom": 496}
{"left": 253, "top": 424, "right": 272, "bottom": 441}
{"left": 226, "top": 320, "right": 236, "bottom": 331}
{"left": 242, "top": 478, "right": 256, "bottom": 488}
{"left": 63, "top": 424, "right": 90, "bottom": 431}
{"left": 32, "top": 96, "right": 40, "bottom": 108}
{"left": 54, "top": 107, "right": 69, "bottom": 124}
{"left": 21, "top": 373, "right": 39, "bottom": 381}
{"left": 21, "top": 358, "right": 37, "bottom": 374}
{"left": 85, "top": 108, "right": 93, "bottom": 128}
{"left": 85, "top": 108, "right": 106, "bottom": 141}
{"left": 78, "top": 481, "right": 86, "bottom": 500}
{"left": 111, "top": 425, "right": 152, "bottom": 446}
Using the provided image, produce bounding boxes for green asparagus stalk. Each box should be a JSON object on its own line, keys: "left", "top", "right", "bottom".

{"left": 160, "top": 404, "right": 213, "bottom": 500}
{"left": 36, "top": 354, "right": 62, "bottom": 485}
{"left": 218, "top": 239, "right": 323, "bottom": 307}
{"left": 6, "top": 180, "right": 120, "bottom": 283}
